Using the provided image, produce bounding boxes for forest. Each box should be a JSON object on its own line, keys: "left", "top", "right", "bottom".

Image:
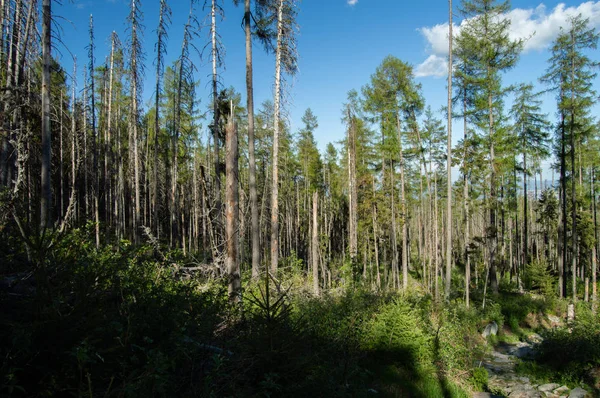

{"left": 1, "top": 0, "right": 600, "bottom": 396}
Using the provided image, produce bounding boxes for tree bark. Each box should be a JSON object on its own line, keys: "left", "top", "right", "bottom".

{"left": 40, "top": 0, "right": 52, "bottom": 230}
{"left": 347, "top": 108, "right": 358, "bottom": 267}
{"left": 312, "top": 191, "right": 319, "bottom": 295}
{"left": 245, "top": 0, "right": 260, "bottom": 278}
{"left": 270, "top": 0, "right": 284, "bottom": 273}
{"left": 445, "top": 0, "right": 453, "bottom": 301}
{"left": 226, "top": 112, "right": 240, "bottom": 301}
{"left": 397, "top": 115, "right": 408, "bottom": 290}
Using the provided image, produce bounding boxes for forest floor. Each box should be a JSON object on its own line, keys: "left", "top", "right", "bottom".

{"left": 474, "top": 324, "right": 592, "bottom": 398}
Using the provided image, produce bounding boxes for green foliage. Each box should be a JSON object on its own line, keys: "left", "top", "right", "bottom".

{"left": 470, "top": 366, "right": 489, "bottom": 391}
{"left": 1, "top": 228, "right": 226, "bottom": 397}
{"left": 493, "top": 293, "right": 549, "bottom": 329}
{"left": 523, "top": 260, "right": 555, "bottom": 297}
{"left": 538, "top": 305, "right": 600, "bottom": 374}
{"left": 364, "top": 297, "right": 432, "bottom": 363}
{"left": 435, "top": 305, "right": 482, "bottom": 374}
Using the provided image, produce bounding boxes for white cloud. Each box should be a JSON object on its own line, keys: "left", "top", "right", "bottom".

{"left": 415, "top": 54, "right": 448, "bottom": 77}
{"left": 347, "top": 0, "right": 358, "bottom": 6}
{"left": 415, "top": 1, "right": 600, "bottom": 77}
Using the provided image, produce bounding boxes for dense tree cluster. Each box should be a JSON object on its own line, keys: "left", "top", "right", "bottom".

{"left": 0, "top": 0, "right": 599, "bottom": 308}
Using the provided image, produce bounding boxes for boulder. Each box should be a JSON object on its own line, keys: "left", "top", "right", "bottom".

{"left": 568, "top": 387, "right": 588, "bottom": 398}
{"left": 482, "top": 321, "right": 499, "bottom": 338}
{"left": 538, "top": 383, "right": 560, "bottom": 392}
{"left": 553, "top": 386, "right": 569, "bottom": 395}
{"left": 526, "top": 333, "right": 543, "bottom": 344}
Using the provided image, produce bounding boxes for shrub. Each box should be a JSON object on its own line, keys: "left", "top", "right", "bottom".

{"left": 363, "top": 297, "right": 432, "bottom": 365}
{"left": 536, "top": 304, "right": 600, "bottom": 385}
{"left": 523, "top": 260, "right": 555, "bottom": 297}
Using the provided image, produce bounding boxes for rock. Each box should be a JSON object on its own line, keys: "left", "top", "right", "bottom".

{"left": 553, "top": 386, "right": 569, "bottom": 395}
{"left": 483, "top": 321, "right": 499, "bottom": 338}
{"left": 472, "top": 393, "right": 503, "bottom": 398}
{"left": 538, "top": 383, "right": 561, "bottom": 392}
{"left": 567, "top": 304, "right": 575, "bottom": 322}
{"left": 568, "top": 387, "right": 588, "bottom": 397}
{"left": 509, "top": 342, "right": 536, "bottom": 359}
{"left": 541, "top": 393, "right": 560, "bottom": 398}
{"left": 527, "top": 333, "right": 543, "bottom": 344}
{"left": 547, "top": 314, "right": 561, "bottom": 326}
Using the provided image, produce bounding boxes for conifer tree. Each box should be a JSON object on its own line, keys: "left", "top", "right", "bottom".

{"left": 456, "top": 0, "right": 522, "bottom": 295}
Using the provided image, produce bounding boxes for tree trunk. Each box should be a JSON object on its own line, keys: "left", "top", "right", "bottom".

{"left": 559, "top": 109, "right": 567, "bottom": 298}
{"left": 347, "top": 108, "right": 358, "bottom": 266}
{"left": 488, "top": 90, "right": 499, "bottom": 295}
{"left": 211, "top": 0, "right": 222, "bottom": 243}
{"left": 397, "top": 116, "right": 408, "bottom": 290}
{"left": 244, "top": 0, "right": 260, "bottom": 278}
{"left": 445, "top": 0, "right": 453, "bottom": 301}
{"left": 40, "top": 0, "right": 52, "bottom": 230}
{"left": 226, "top": 112, "right": 240, "bottom": 301}
{"left": 593, "top": 167, "right": 598, "bottom": 312}
{"left": 523, "top": 148, "right": 528, "bottom": 269}
{"left": 270, "top": 0, "right": 284, "bottom": 274}
{"left": 312, "top": 191, "right": 319, "bottom": 296}
{"left": 464, "top": 117, "right": 470, "bottom": 307}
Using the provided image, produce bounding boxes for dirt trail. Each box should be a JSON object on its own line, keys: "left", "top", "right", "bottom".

{"left": 472, "top": 335, "right": 589, "bottom": 398}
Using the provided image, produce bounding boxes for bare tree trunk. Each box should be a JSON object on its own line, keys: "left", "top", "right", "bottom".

{"left": 40, "top": 0, "right": 52, "bottom": 230}
{"left": 312, "top": 191, "right": 319, "bottom": 295}
{"left": 88, "top": 15, "right": 100, "bottom": 248}
{"left": 593, "top": 167, "right": 598, "bottom": 312}
{"left": 570, "top": 42, "right": 577, "bottom": 302}
{"left": 244, "top": 0, "right": 259, "bottom": 278}
{"left": 226, "top": 114, "right": 240, "bottom": 301}
{"left": 445, "top": 0, "right": 453, "bottom": 301}
{"left": 488, "top": 90, "right": 499, "bottom": 295}
{"left": 270, "top": 0, "right": 284, "bottom": 274}
{"left": 211, "top": 0, "right": 222, "bottom": 243}
{"left": 106, "top": 33, "right": 116, "bottom": 237}
{"left": 347, "top": 108, "right": 358, "bottom": 267}
{"left": 154, "top": 0, "right": 169, "bottom": 235}
{"left": 397, "top": 116, "right": 408, "bottom": 290}
{"left": 71, "top": 59, "right": 78, "bottom": 223}
{"left": 129, "top": 0, "right": 142, "bottom": 243}
{"left": 463, "top": 93, "right": 470, "bottom": 307}
{"left": 390, "top": 160, "right": 399, "bottom": 289}
{"left": 372, "top": 176, "right": 381, "bottom": 289}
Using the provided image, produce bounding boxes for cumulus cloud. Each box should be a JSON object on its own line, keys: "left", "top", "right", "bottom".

{"left": 416, "top": 1, "right": 600, "bottom": 77}
{"left": 348, "top": 0, "right": 358, "bottom": 5}
{"left": 415, "top": 55, "right": 448, "bottom": 77}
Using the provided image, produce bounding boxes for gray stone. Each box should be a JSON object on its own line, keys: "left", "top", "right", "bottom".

{"left": 568, "top": 387, "right": 588, "bottom": 398}
{"left": 527, "top": 333, "right": 543, "bottom": 344}
{"left": 541, "top": 393, "right": 560, "bottom": 398}
{"left": 553, "top": 386, "right": 569, "bottom": 395}
{"left": 483, "top": 321, "right": 499, "bottom": 338}
{"left": 538, "top": 383, "right": 560, "bottom": 392}
{"left": 472, "top": 393, "right": 503, "bottom": 398}
{"left": 508, "top": 342, "right": 536, "bottom": 359}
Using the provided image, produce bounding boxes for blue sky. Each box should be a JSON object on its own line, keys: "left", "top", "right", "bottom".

{"left": 56, "top": 0, "right": 600, "bottom": 166}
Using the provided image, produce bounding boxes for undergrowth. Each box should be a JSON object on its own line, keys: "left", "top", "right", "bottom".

{"left": 0, "top": 227, "right": 538, "bottom": 397}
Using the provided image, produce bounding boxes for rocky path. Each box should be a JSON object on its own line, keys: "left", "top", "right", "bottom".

{"left": 472, "top": 335, "right": 589, "bottom": 398}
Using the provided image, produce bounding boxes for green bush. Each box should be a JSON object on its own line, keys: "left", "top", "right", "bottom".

{"left": 523, "top": 260, "right": 555, "bottom": 296}
{"left": 363, "top": 297, "right": 432, "bottom": 364}
{"left": 536, "top": 304, "right": 600, "bottom": 386}
{"left": 470, "top": 366, "right": 489, "bottom": 391}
